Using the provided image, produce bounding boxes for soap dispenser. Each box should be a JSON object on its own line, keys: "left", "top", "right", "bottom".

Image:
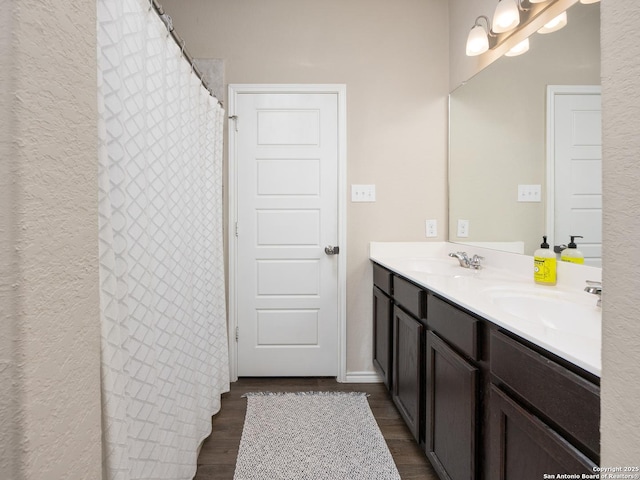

{"left": 560, "top": 236, "right": 584, "bottom": 264}
{"left": 534, "top": 236, "right": 556, "bottom": 285}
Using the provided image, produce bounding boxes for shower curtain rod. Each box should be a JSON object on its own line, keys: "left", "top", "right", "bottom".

{"left": 150, "top": 0, "right": 223, "bottom": 108}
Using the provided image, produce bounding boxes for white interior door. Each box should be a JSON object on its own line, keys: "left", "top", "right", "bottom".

{"left": 230, "top": 87, "right": 343, "bottom": 377}
{"left": 547, "top": 86, "right": 602, "bottom": 267}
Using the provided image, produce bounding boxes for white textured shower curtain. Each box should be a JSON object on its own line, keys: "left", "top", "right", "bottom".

{"left": 97, "top": 1, "right": 229, "bottom": 479}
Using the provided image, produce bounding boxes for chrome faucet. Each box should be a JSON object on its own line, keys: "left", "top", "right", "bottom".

{"left": 449, "top": 251, "right": 484, "bottom": 269}
{"left": 584, "top": 280, "right": 602, "bottom": 307}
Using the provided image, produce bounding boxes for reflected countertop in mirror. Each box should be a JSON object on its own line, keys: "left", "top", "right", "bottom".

{"left": 448, "top": 2, "right": 600, "bottom": 260}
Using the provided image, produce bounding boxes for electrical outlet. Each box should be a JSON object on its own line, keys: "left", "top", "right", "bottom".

{"left": 457, "top": 219, "right": 469, "bottom": 238}
{"left": 426, "top": 219, "right": 438, "bottom": 238}
{"left": 351, "top": 184, "right": 376, "bottom": 202}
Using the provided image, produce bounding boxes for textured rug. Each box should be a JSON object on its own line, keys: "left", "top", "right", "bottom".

{"left": 233, "top": 392, "right": 401, "bottom": 480}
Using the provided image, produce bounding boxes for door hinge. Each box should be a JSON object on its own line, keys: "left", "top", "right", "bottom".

{"left": 235, "top": 221, "right": 239, "bottom": 237}
{"left": 235, "top": 326, "right": 239, "bottom": 342}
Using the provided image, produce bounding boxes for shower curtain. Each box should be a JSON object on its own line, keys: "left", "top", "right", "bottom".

{"left": 97, "top": 1, "right": 229, "bottom": 479}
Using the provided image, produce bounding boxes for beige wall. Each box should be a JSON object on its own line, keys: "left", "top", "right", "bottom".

{"left": 1, "top": 0, "right": 102, "bottom": 479}
{"left": 449, "top": 3, "right": 600, "bottom": 255}
{"left": 1, "top": 0, "right": 19, "bottom": 476}
{"left": 600, "top": 0, "right": 640, "bottom": 464}
{"left": 162, "top": 0, "right": 450, "bottom": 375}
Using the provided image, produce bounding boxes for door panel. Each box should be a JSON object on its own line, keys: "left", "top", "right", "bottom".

{"left": 553, "top": 91, "right": 602, "bottom": 266}
{"left": 489, "top": 385, "right": 596, "bottom": 479}
{"left": 235, "top": 92, "right": 339, "bottom": 376}
{"left": 426, "top": 331, "right": 478, "bottom": 480}
{"left": 392, "top": 306, "right": 423, "bottom": 442}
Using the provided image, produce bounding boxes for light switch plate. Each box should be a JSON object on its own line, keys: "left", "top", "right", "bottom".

{"left": 351, "top": 184, "right": 376, "bottom": 202}
{"left": 518, "top": 184, "right": 542, "bottom": 202}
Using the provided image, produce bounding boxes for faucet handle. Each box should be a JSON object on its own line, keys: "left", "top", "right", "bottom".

{"left": 469, "top": 254, "right": 484, "bottom": 269}
{"left": 585, "top": 280, "right": 602, "bottom": 293}
{"left": 584, "top": 280, "right": 602, "bottom": 307}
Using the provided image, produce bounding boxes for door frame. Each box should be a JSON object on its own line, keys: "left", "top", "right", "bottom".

{"left": 545, "top": 85, "right": 601, "bottom": 249}
{"left": 227, "top": 84, "right": 348, "bottom": 382}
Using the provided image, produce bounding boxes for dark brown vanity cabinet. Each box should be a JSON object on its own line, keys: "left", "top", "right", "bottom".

{"left": 372, "top": 264, "right": 393, "bottom": 389}
{"left": 372, "top": 264, "right": 426, "bottom": 442}
{"left": 370, "top": 263, "right": 600, "bottom": 480}
{"left": 425, "top": 295, "right": 480, "bottom": 480}
{"left": 488, "top": 331, "right": 599, "bottom": 478}
{"left": 391, "top": 276, "right": 427, "bottom": 442}
{"left": 373, "top": 286, "right": 393, "bottom": 389}
{"left": 392, "top": 305, "right": 424, "bottom": 442}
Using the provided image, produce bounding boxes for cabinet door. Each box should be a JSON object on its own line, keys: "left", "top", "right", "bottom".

{"left": 392, "top": 305, "right": 423, "bottom": 442}
{"left": 373, "top": 287, "right": 393, "bottom": 389}
{"left": 489, "top": 385, "right": 597, "bottom": 480}
{"left": 425, "top": 332, "right": 478, "bottom": 480}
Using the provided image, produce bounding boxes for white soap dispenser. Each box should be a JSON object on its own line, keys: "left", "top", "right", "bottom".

{"left": 534, "top": 236, "right": 556, "bottom": 285}
{"left": 560, "top": 235, "right": 584, "bottom": 265}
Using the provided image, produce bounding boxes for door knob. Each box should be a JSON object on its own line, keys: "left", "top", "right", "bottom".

{"left": 324, "top": 245, "right": 340, "bottom": 255}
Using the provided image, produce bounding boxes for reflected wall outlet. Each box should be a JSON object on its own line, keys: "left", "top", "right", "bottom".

{"left": 426, "top": 219, "right": 437, "bottom": 238}
{"left": 351, "top": 184, "right": 376, "bottom": 202}
{"left": 518, "top": 184, "right": 542, "bottom": 202}
{"left": 457, "top": 219, "right": 469, "bottom": 238}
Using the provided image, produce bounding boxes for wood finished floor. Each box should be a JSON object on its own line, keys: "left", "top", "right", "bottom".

{"left": 194, "top": 377, "right": 438, "bottom": 480}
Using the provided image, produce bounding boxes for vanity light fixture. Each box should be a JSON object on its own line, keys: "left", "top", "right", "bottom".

{"left": 537, "top": 11, "right": 567, "bottom": 34}
{"left": 580, "top": 0, "right": 600, "bottom": 4}
{"left": 505, "top": 38, "right": 530, "bottom": 56}
{"left": 466, "top": 16, "right": 494, "bottom": 56}
{"left": 492, "top": 0, "right": 528, "bottom": 34}
{"left": 465, "top": 0, "right": 564, "bottom": 57}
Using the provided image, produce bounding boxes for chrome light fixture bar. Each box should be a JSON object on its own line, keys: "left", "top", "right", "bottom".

{"left": 465, "top": 0, "right": 571, "bottom": 57}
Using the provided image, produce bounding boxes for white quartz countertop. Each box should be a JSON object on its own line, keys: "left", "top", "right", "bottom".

{"left": 370, "top": 242, "right": 602, "bottom": 377}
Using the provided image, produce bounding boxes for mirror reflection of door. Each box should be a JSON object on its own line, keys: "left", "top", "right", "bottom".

{"left": 547, "top": 86, "right": 602, "bottom": 267}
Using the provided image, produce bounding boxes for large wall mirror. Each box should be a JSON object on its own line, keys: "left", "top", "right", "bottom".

{"left": 448, "top": 2, "right": 601, "bottom": 265}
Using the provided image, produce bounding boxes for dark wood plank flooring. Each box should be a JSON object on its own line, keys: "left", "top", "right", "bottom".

{"left": 195, "top": 377, "right": 438, "bottom": 480}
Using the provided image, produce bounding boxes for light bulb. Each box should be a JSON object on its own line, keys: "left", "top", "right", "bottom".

{"left": 493, "top": 0, "right": 520, "bottom": 34}
{"left": 529, "top": 0, "right": 549, "bottom": 3}
{"left": 505, "top": 38, "right": 530, "bottom": 57}
{"left": 537, "top": 11, "right": 568, "bottom": 34}
{"left": 466, "top": 24, "right": 490, "bottom": 56}
{"left": 580, "top": 0, "right": 600, "bottom": 4}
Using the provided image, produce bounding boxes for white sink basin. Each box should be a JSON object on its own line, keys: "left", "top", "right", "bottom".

{"left": 389, "top": 257, "right": 522, "bottom": 284}
{"left": 390, "top": 257, "right": 472, "bottom": 276}
{"left": 482, "top": 286, "right": 601, "bottom": 338}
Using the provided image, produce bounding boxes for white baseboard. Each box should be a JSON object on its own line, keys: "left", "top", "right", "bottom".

{"left": 343, "top": 371, "right": 383, "bottom": 383}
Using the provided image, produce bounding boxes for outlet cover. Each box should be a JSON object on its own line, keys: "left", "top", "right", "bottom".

{"left": 457, "top": 219, "right": 469, "bottom": 238}
{"left": 426, "top": 219, "right": 437, "bottom": 238}
{"left": 351, "top": 184, "right": 376, "bottom": 202}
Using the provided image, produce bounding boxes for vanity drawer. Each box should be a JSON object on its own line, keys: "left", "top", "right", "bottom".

{"left": 373, "top": 263, "right": 393, "bottom": 296}
{"left": 394, "top": 276, "right": 426, "bottom": 319}
{"left": 490, "top": 330, "right": 600, "bottom": 459}
{"left": 427, "top": 294, "right": 479, "bottom": 361}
